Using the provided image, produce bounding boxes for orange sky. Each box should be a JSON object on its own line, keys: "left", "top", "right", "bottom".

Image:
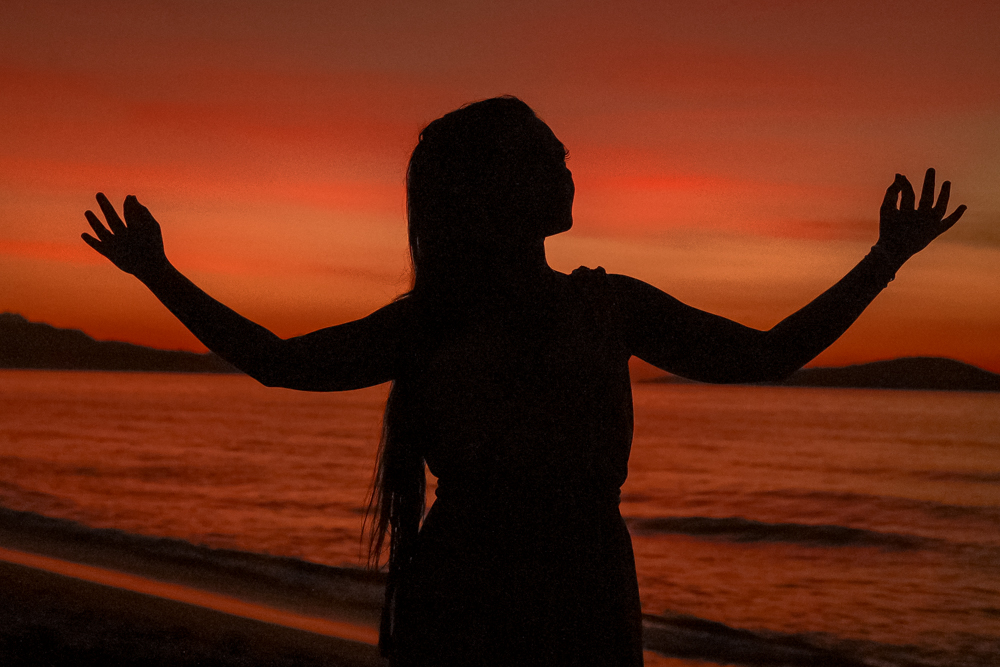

{"left": 2, "top": 1, "right": 998, "bottom": 373}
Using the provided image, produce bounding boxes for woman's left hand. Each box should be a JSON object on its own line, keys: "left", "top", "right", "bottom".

{"left": 878, "top": 169, "right": 966, "bottom": 262}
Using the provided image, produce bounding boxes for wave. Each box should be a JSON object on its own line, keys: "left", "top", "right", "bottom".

{"left": 4, "top": 504, "right": 997, "bottom": 666}
{"left": 749, "top": 488, "right": 1000, "bottom": 527}
{"left": 626, "top": 515, "right": 929, "bottom": 550}
{"left": 0, "top": 504, "right": 385, "bottom": 624}
{"left": 915, "top": 469, "right": 1000, "bottom": 485}
{"left": 642, "top": 612, "right": 999, "bottom": 667}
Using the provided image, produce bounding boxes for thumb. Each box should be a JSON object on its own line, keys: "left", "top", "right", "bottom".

{"left": 81, "top": 233, "right": 105, "bottom": 254}
{"left": 940, "top": 204, "right": 967, "bottom": 232}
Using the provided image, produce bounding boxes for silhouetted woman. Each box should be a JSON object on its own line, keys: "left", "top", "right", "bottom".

{"left": 82, "top": 96, "right": 965, "bottom": 666}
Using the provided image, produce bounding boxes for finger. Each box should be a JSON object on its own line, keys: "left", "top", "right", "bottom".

{"left": 85, "top": 210, "right": 113, "bottom": 242}
{"left": 933, "top": 181, "right": 951, "bottom": 218}
{"left": 941, "top": 204, "right": 967, "bottom": 231}
{"left": 124, "top": 194, "right": 157, "bottom": 228}
{"left": 918, "top": 168, "right": 935, "bottom": 211}
{"left": 122, "top": 195, "right": 153, "bottom": 225}
{"left": 81, "top": 233, "right": 107, "bottom": 255}
{"left": 881, "top": 180, "right": 901, "bottom": 215}
{"left": 124, "top": 194, "right": 140, "bottom": 223}
{"left": 96, "top": 192, "right": 127, "bottom": 234}
{"left": 898, "top": 174, "right": 915, "bottom": 211}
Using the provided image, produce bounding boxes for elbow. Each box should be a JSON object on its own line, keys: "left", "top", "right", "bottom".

{"left": 664, "top": 333, "right": 806, "bottom": 385}
{"left": 233, "top": 352, "right": 293, "bottom": 388}
{"left": 256, "top": 373, "right": 282, "bottom": 388}
{"left": 231, "top": 341, "right": 296, "bottom": 388}
{"left": 738, "top": 330, "right": 808, "bottom": 384}
{"left": 718, "top": 347, "right": 803, "bottom": 385}
{"left": 736, "top": 348, "right": 801, "bottom": 385}
{"left": 249, "top": 365, "right": 366, "bottom": 392}
{"left": 747, "top": 355, "right": 805, "bottom": 385}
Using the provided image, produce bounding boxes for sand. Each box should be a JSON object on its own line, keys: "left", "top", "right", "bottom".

{"left": 0, "top": 507, "right": 852, "bottom": 666}
{"left": 0, "top": 506, "right": 386, "bottom": 666}
{"left": 0, "top": 556, "right": 385, "bottom": 667}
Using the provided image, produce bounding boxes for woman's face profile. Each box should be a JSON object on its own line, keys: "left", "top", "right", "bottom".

{"left": 547, "top": 161, "right": 574, "bottom": 237}
{"left": 539, "top": 128, "right": 575, "bottom": 238}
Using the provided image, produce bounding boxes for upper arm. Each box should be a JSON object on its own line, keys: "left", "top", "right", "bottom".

{"left": 609, "top": 274, "right": 773, "bottom": 383}
{"left": 264, "top": 298, "right": 410, "bottom": 391}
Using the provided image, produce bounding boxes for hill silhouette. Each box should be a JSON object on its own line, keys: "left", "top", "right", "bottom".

{"left": 4, "top": 313, "right": 998, "bottom": 390}
{"left": 0, "top": 313, "right": 238, "bottom": 373}
{"left": 776, "top": 357, "right": 1000, "bottom": 392}
{"left": 649, "top": 356, "right": 1000, "bottom": 392}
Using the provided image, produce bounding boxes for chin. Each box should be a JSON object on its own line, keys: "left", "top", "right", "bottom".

{"left": 545, "top": 217, "right": 573, "bottom": 237}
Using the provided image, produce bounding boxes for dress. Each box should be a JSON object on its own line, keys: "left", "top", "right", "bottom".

{"left": 388, "top": 267, "right": 643, "bottom": 666}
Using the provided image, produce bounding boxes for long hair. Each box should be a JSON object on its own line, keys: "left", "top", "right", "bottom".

{"left": 363, "top": 96, "right": 569, "bottom": 652}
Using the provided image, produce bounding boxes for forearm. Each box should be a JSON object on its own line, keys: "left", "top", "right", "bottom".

{"left": 81, "top": 193, "right": 403, "bottom": 391}
{"left": 758, "top": 247, "right": 903, "bottom": 380}
{"left": 139, "top": 260, "right": 285, "bottom": 384}
{"left": 625, "top": 169, "right": 964, "bottom": 385}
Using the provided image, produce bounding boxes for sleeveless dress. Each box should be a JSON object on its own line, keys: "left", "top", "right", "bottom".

{"left": 387, "top": 267, "right": 643, "bottom": 666}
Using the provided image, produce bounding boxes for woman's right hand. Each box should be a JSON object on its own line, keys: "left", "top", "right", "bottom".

{"left": 82, "top": 193, "right": 168, "bottom": 283}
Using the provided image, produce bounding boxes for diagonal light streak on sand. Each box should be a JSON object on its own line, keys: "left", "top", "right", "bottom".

{"left": 0, "top": 545, "right": 379, "bottom": 646}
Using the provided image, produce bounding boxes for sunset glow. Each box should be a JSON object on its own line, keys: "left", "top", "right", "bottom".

{"left": 2, "top": 1, "right": 998, "bottom": 371}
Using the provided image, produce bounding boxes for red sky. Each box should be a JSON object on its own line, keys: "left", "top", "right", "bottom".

{"left": 2, "top": 0, "right": 998, "bottom": 373}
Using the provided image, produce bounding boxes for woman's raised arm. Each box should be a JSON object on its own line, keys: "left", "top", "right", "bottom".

{"left": 82, "top": 193, "right": 404, "bottom": 391}
{"left": 615, "top": 169, "right": 966, "bottom": 384}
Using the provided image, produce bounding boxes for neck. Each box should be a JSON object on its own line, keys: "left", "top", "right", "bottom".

{"left": 476, "top": 238, "right": 553, "bottom": 290}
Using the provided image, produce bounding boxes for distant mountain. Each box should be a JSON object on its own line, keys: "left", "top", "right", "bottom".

{"left": 0, "top": 313, "right": 239, "bottom": 373}
{"left": 648, "top": 357, "right": 1000, "bottom": 392}
{"left": 5, "top": 313, "right": 998, "bottom": 391}
{"left": 777, "top": 357, "right": 1000, "bottom": 392}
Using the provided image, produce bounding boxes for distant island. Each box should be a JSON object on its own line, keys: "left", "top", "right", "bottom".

{"left": 0, "top": 313, "right": 238, "bottom": 374}
{"left": 647, "top": 357, "right": 1000, "bottom": 393}
{"left": 3, "top": 313, "right": 999, "bottom": 391}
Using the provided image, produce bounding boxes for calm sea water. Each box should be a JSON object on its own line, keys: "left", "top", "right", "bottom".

{"left": 2, "top": 370, "right": 999, "bottom": 665}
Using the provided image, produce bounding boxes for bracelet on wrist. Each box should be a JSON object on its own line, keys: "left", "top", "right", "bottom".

{"left": 866, "top": 245, "right": 900, "bottom": 284}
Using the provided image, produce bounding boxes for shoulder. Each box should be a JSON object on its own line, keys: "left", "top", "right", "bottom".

{"left": 568, "top": 266, "right": 650, "bottom": 307}
{"left": 565, "top": 267, "right": 638, "bottom": 340}
{"left": 570, "top": 265, "right": 608, "bottom": 280}
{"left": 568, "top": 265, "right": 611, "bottom": 296}
{"left": 566, "top": 270, "right": 698, "bottom": 349}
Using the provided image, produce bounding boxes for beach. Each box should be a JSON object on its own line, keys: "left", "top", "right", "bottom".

{"left": 0, "top": 507, "right": 722, "bottom": 666}
{"left": 1, "top": 558, "right": 381, "bottom": 667}
{"left": 0, "top": 491, "right": 946, "bottom": 667}
{"left": 0, "top": 502, "right": 385, "bottom": 666}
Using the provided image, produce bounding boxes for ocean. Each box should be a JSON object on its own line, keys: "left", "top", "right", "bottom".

{"left": 1, "top": 369, "right": 998, "bottom": 666}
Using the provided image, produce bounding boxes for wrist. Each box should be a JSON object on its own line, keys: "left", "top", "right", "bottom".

{"left": 864, "top": 245, "right": 905, "bottom": 285}
{"left": 871, "top": 236, "right": 913, "bottom": 263}
{"left": 135, "top": 256, "right": 171, "bottom": 286}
